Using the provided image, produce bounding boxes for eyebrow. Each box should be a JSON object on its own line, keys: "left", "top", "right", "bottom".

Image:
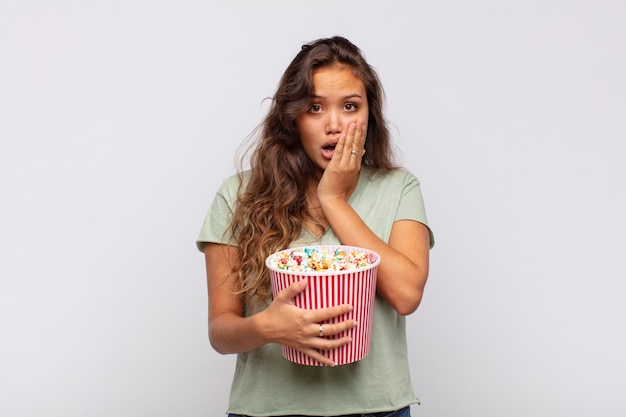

{"left": 310, "top": 93, "right": 364, "bottom": 100}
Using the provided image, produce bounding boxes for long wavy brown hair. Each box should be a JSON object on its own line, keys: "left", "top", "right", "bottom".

{"left": 227, "top": 36, "right": 397, "bottom": 309}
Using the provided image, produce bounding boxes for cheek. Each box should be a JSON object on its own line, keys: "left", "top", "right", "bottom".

{"left": 297, "top": 125, "right": 316, "bottom": 149}
{"left": 299, "top": 119, "right": 322, "bottom": 138}
{"left": 358, "top": 111, "right": 368, "bottom": 123}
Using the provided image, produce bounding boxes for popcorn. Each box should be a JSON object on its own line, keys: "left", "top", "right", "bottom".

{"left": 269, "top": 246, "right": 376, "bottom": 272}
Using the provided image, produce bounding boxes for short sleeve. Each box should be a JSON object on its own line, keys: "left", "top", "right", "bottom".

{"left": 196, "top": 174, "right": 243, "bottom": 252}
{"left": 394, "top": 171, "right": 435, "bottom": 248}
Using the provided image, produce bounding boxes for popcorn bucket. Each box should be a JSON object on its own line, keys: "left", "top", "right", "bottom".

{"left": 266, "top": 245, "right": 380, "bottom": 366}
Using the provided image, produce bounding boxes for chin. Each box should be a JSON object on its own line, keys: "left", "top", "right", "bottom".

{"left": 312, "top": 163, "right": 327, "bottom": 176}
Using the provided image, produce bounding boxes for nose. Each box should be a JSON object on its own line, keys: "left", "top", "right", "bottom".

{"left": 326, "top": 109, "right": 342, "bottom": 134}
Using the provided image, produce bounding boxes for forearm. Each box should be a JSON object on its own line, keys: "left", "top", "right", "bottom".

{"left": 209, "top": 310, "right": 268, "bottom": 354}
{"left": 321, "top": 197, "right": 429, "bottom": 315}
{"left": 208, "top": 278, "right": 357, "bottom": 366}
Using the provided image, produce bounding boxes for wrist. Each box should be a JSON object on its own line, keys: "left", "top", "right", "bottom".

{"left": 318, "top": 194, "right": 349, "bottom": 211}
{"left": 249, "top": 310, "right": 271, "bottom": 346}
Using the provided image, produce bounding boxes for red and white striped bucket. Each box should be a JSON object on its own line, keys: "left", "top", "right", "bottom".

{"left": 266, "top": 245, "right": 380, "bottom": 366}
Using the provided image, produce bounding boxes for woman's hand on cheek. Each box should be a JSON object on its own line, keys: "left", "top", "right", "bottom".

{"left": 318, "top": 119, "right": 366, "bottom": 203}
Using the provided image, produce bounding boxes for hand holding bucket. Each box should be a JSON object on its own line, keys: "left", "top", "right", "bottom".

{"left": 266, "top": 245, "right": 380, "bottom": 366}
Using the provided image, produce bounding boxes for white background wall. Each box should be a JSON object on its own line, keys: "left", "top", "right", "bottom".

{"left": 1, "top": 1, "right": 625, "bottom": 416}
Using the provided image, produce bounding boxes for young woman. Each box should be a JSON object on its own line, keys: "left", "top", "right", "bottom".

{"left": 197, "top": 36, "right": 434, "bottom": 417}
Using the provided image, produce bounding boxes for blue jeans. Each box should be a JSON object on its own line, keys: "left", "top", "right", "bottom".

{"left": 227, "top": 405, "right": 411, "bottom": 417}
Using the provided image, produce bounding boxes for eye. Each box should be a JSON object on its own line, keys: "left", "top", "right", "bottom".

{"left": 344, "top": 103, "right": 358, "bottom": 111}
{"left": 308, "top": 104, "right": 323, "bottom": 113}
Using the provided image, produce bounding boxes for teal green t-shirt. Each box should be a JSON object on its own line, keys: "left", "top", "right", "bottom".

{"left": 197, "top": 166, "right": 434, "bottom": 416}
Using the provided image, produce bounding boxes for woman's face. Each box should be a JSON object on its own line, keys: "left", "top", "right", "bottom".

{"left": 296, "top": 63, "right": 369, "bottom": 174}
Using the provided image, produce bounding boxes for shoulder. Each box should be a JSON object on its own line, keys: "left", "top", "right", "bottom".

{"left": 362, "top": 166, "right": 420, "bottom": 187}
{"left": 217, "top": 171, "right": 251, "bottom": 199}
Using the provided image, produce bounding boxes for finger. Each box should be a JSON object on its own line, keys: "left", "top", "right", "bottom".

{"left": 332, "top": 133, "right": 347, "bottom": 162}
{"left": 301, "top": 335, "right": 354, "bottom": 366}
{"left": 354, "top": 119, "right": 366, "bottom": 151}
{"left": 349, "top": 120, "right": 366, "bottom": 157}
{"left": 275, "top": 279, "right": 308, "bottom": 303}
{"left": 317, "top": 320, "right": 358, "bottom": 338}
{"left": 343, "top": 122, "right": 358, "bottom": 162}
{"left": 301, "top": 348, "right": 337, "bottom": 367}
{"left": 317, "top": 335, "right": 354, "bottom": 348}
{"left": 308, "top": 303, "right": 353, "bottom": 323}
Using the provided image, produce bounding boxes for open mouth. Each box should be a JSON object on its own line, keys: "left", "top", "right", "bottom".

{"left": 321, "top": 144, "right": 336, "bottom": 160}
